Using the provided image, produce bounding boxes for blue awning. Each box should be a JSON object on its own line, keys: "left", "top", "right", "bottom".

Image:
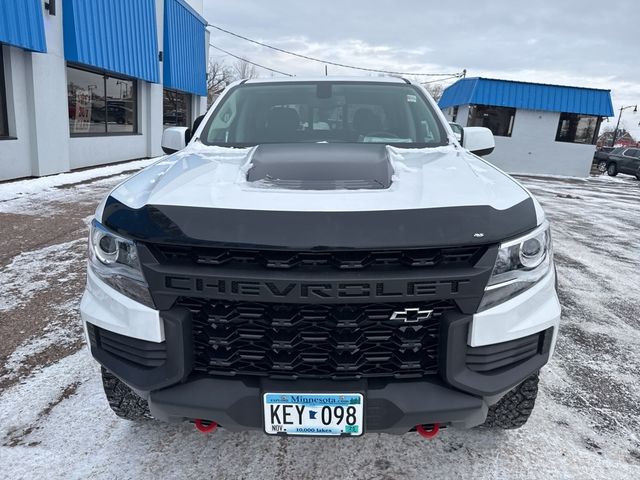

{"left": 163, "top": 0, "right": 207, "bottom": 96}
{"left": 0, "top": 0, "right": 46, "bottom": 52}
{"left": 63, "top": 0, "right": 159, "bottom": 83}
{"left": 439, "top": 77, "right": 614, "bottom": 117}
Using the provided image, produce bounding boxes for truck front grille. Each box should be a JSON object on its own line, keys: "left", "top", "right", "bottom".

{"left": 150, "top": 244, "right": 485, "bottom": 271}
{"left": 179, "top": 298, "right": 456, "bottom": 380}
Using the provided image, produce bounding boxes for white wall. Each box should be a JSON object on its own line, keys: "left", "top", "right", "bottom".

{"left": 442, "top": 105, "right": 595, "bottom": 177}
{"left": 442, "top": 105, "right": 469, "bottom": 127}
{"left": 0, "top": 45, "right": 33, "bottom": 180}
{"left": 0, "top": 0, "right": 207, "bottom": 181}
{"left": 485, "top": 109, "right": 595, "bottom": 177}
{"left": 26, "top": 5, "right": 70, "bottom": 176}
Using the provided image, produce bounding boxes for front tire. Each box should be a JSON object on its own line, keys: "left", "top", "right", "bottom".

{"left": 101, "top": 367, "right": 151, "bottom": 421}
{"left": 607, "top": 163, "right": 618, "bottom": 176}
{"left": 482, "top": 373, "right": 539, "bottom": 429}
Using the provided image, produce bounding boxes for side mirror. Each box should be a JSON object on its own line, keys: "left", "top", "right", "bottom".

{"left": 161, "top": 127, "right": 188, "bottom": 154}
{"left": 185, "top": 114, "right": 206, "bottom": 144}
{"left": 462, "top": 127, "right": 495, "bottom": 156}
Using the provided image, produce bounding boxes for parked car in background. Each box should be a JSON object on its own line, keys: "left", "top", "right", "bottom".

{"left": 91, "top": 105, "right": 133, "bottom": 125}
{"left": 603, "top": 147, "right": 640, "bottom": 179}
{"left": 593, "top": 146, "right": 618, "bottom": 172}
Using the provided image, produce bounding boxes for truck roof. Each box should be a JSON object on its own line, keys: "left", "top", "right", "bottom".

{"left": 243, "top": 76, "right": 409, "bottom": 84}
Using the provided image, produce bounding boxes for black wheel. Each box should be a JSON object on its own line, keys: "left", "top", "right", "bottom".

{"left": 607, "top": 163, "right": 618, "bottom": 176}
{"left": 597, "top": 161, "right": 608, "bottom": 173}
{"left": 101, "top": 367, "right": 151, "bottom": 421}
{"left": 482, "top": 373, "right": 539, "bottom": 429}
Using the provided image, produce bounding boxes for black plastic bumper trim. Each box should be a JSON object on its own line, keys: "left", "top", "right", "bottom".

{"left": 440, "top": 314, "right": 553, "bottom": 396}
{"left": 148, "top": 376, "right": 487, "bottom": 433}
{"left": 88, "top": 309, "right": 194, "bottom": 391}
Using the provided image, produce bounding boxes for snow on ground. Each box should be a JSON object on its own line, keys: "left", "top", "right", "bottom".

{"left": 0, "top": 239, "right": 85, "bottom": 312}
{"left": 0, "top": 162, "right": 639, "bottom": 479}
{"left": 0, "top": 157, "right": 159, "bottom": 215}
{"left": 1, "top": 297, "right": 81, "bottom": 384}
{"left": 0, "top": 349, "right": 638, "bottom": 480}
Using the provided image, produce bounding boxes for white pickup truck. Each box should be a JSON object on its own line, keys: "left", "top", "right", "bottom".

{"left": 81, "top": 76, "right": 560, "bottom": 438}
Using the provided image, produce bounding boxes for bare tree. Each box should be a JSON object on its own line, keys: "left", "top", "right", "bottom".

{"left": 207, "top": 60, "right": 234, "bottom": 106}
{"left": 423, "top": 83, "right": 444, "bottom": 102}
{"left": 233, "top": 58, "right": 258, "bottom": 81}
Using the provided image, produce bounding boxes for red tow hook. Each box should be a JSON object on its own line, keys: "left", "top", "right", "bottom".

{"left": 194, "top": 419, "right": 218, "bottom": 433}
{"left": 416, "top": 423, "right": 440, "bottom": 439}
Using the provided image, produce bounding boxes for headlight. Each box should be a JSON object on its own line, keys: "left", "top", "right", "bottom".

{"left": 88, "top": 220, "right": 155, "bottom": 308}
{"left": 478, "top": 221, "right": 553, "bottom": 311}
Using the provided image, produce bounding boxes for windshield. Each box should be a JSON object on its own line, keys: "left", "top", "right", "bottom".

{"left": 200, "top": 82, "right": 447, "bottom": 148}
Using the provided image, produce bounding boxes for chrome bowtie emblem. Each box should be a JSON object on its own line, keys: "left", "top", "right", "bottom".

{"left": 390, "top": 308, "right": 434, "bottom": 323}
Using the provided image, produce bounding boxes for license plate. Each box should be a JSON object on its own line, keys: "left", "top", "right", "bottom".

{"left": 263, "top": 393, "right": 364, "bottom": 436}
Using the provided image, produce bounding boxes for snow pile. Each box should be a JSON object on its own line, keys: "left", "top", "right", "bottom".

{"left": 0, "top": 158, "right": 160, "bottom": 215}
{"left": 0, "top": 158, "right": 157, "bottom": 201}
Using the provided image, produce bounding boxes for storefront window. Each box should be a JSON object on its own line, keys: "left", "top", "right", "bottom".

{"left": 0, "top": 47, "right": 9, "bottom": 138}
{"left": 555, "top": 113, "right": 600, "bottom": 144}
{"left": 67, "top": 65, "right": 137, "bottom": 136}
{"left": 468, "top": 105, "right": 516, "bottom": 137}
{"left": 105, "top": 76, "right": 136, "bottom": 133}
{"left": 163, "top": 89, "right": 191, "bottom": 127}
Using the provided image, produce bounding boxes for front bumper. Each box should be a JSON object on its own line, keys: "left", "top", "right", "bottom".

{"left": 147, "top": 376, "right": 487, "bottom": 433}
{"left": 81, "top": 271, "right": 560, "bottom": 433}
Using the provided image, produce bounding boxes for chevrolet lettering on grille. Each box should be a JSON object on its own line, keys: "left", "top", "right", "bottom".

{"left": 161, "top": 276, "right": 472, "bottom": 301}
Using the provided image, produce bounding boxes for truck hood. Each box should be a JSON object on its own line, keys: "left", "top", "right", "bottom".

{"left": 107, "top": 142, "right": 531, "bottom": 213}
{"left": 100, "top": 142, "right": 541, "bottom": 249}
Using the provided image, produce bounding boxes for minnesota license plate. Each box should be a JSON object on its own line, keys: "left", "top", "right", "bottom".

{"left": 263, "top": 393, "right": 364, "bottom": 436}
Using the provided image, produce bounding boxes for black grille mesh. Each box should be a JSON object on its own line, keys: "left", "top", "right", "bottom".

{"left": 180, "top": 299, "right": 455, "bottom": 380}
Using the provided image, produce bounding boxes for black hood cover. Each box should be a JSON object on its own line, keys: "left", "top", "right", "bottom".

{"left": 246, "top": 143, "right": 393, "bottom": 190}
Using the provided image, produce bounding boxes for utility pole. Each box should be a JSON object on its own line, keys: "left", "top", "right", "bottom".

{"left": 611, "top": 104, "right": 637, "bottom": 146}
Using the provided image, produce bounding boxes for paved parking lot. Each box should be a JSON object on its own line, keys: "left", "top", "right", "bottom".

{"left": 0, "top": 162, "right": 639, "bottom": 479}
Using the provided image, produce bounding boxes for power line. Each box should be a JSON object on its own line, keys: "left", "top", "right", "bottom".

{"left": 209, "top": 43, "right": 294, "bottom": 77}
{"left": 208, "top": 23, "right": 464, "bottom": 78}
{"left": 422, "top": 74, "right": 462, "bottom": 84}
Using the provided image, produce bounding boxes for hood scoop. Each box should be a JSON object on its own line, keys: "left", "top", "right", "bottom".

{"left": 246, "top": 143, "right": 393, "bottom": 190}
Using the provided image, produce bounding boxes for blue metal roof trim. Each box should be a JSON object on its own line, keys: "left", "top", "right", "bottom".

{"left": 63, "top": 0, "right": 159, "bottom": 83}
{"left": 163, "top": 0, "right": 207, "bottom": 96}
{"left": 439, "top": 77, "right": 614, "bottom": 117}
{"left": 0, "top": 0, "right": 46, "bottom": 52}
{"left": 173, "top": 0, "right": 208, "bottom": 26}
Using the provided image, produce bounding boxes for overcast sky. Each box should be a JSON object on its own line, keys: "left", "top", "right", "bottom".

{"left": 203, "top": 0, "right": 640, "bottom": 137}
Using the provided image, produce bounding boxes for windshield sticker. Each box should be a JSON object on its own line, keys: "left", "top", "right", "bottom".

{"left": 407, "top": 94, "right": 417, "bottom": 103}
